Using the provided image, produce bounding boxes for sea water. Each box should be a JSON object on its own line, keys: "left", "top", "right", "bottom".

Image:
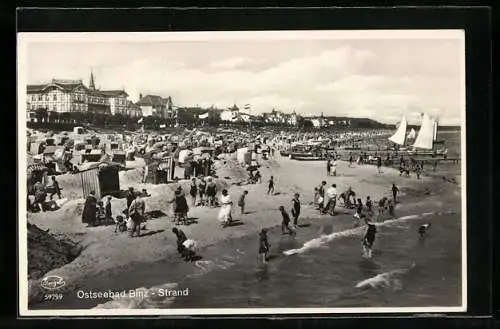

{"left": 33, "top": 210, "right": 461, "bottom": 310}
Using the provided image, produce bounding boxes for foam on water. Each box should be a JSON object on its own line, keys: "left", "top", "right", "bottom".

{"left": 283, "top": 212, "right": 437, "bottom": 256}
{"left": 355, "top": 263, "right": 416, "bottom": 291}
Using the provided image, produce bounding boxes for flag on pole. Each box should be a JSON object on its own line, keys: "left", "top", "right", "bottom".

{"left": 199, "top": 112, "right": 209, "bottom": 119}
{"left": 137, "top": 117, "right": 143, "bottom": 124}
{"left": 244, "top": 104, "right": 251, "bottom": 110}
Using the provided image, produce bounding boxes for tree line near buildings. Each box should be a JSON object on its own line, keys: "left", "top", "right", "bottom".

{"left": 28, "top": 107, "right": 389, "bottom": 131}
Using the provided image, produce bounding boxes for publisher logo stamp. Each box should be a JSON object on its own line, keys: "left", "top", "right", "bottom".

{"left": 40, "top": 276, "right": 66, "bottom": 290}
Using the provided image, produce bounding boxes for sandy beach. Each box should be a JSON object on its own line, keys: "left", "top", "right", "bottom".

{"left": 26, "top": 153, "right": 461, "bottom": 306}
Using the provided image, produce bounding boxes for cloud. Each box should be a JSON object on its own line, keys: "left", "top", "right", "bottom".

{"left": 210, "top": 57, "right": 256, "bottom": 69}
{"left": 25, "top": 41, "right": 462, "bottom": 125}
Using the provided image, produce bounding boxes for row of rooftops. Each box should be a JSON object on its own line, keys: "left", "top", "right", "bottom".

{"left": 27, "top": 79, "right": 129, "bottom": 98}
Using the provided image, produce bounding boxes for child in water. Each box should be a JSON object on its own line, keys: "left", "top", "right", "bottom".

{"left": 268, "top": 176, "right": 275, "bottom": 195}
{"left": 362, "top": 217, "right": 377, "bottom": 258}
{"left": 259, "top": 228, "right": 270, "bottom": 264}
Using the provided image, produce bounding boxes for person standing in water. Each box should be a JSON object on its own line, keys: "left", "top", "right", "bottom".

{"left": 353, "top": 198, "right": 363, "bottom": 227}
{"left": 362, "top": 217, "right": 377, "bottom": 258}
{"left": 392, "top": 183, "right": 400, "bottom": 203}
{"left": 238, "top": 190, "right": 248, "bottom": 214}
{"left": 326, "top": 159, "right": 331, "bottom": 176}
{"left": 259, "top": 228, "right": 270, "bottom": 264}
{"left": 330, "top": 158, "right": 338, "bottom": 176}
{"left": 267, "top": 176, "right": 275, "bottom": 195}
{"left": 279, "top": 206, "right": 295, "bottom": 235}
{"left": 291, "top": 193, "right": 301, "bottom": 227}
{"left": 376, "top": 156, "right": 382, "bottom": 174}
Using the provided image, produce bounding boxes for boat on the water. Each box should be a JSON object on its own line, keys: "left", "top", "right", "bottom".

{"left": 290, "top": 144, "right": 325, "bottom": 161}
{"left": 388, "top": 113, "right": 448, "bottom": 157}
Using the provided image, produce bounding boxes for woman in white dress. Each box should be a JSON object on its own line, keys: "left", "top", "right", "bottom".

{"left": 218, "top": 189, "right": 233, "bottom": 228}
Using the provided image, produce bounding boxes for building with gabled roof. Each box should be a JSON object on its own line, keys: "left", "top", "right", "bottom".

{"left": 26, "top": 71, "right": 130, "bottom": 116}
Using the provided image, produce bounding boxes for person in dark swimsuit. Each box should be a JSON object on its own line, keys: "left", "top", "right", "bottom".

{"left": 268, "top": 176, "right": 275, "bottom": 195}
{"left": 189, "top": 178, "right": 198, "bottom": 206}
{"left": 198, "top": 178, "right": 207, "bottom": 206}
{"left": 291, "top": 193, "right": 301, "bottom": 226}
{"left": 259, "top": 228, "right": 270, "bottom": 264}
{"left": 362, "top": 218, "right": 377, "bottom": 258}
{"left": 172, "top": 227, "right": 187, "bottom": 258}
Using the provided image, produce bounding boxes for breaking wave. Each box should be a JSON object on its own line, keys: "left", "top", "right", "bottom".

{"left": 283, "top": 212, "right": 438, "bottom": 256}
{"left": 355, "top": 263, "right": 416, "bottom": 291}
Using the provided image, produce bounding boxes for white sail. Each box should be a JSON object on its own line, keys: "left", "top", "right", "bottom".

{"left": 412, "top": 113, "right": 435, "bottom": 149}
{"left": 388, "top": 116, "right": 407, "bottom": 145}
{"left": 407, "top": 128, "right": 416, "bottom": 139}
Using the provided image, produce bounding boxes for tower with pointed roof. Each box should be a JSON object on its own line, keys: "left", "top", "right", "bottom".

{"left": 89, "top": 69, "right": 96, "bottom": 90}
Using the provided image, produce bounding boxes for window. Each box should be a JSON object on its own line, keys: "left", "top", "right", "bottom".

{"left": 45, "top": 95, "right": 48, "bottom": 101}
{"left": 53, "top": 94, "right": 57, "bottom": 101}
{"left": 38, "top": 95, "right": 42, "bottom": 101}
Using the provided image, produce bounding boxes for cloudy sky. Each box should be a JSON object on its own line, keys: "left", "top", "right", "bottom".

{"left": 22, "top": 32, "right": 464, "bottom": 125}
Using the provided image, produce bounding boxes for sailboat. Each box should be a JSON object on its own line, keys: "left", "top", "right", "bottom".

{"left": 409, "top": 113, "right": 447, "bottom": 156}
{"left": 388, "top": 115, "right": 407, "bottom": 147}
{"left": 407, "top": 128, "right": 416, "bottom": 140}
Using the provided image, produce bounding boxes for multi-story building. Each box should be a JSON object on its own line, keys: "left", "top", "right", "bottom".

{"left": 136, "top": 94, "right": 175, "bottom": 119}
{"left": 26, "top": 71, "right": 130, "bottom": 116}
{"left": 126, "top": 101, "right": 142, "bottom": 118}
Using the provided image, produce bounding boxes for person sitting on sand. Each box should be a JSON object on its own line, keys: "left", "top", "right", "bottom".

{"left": 218, "top": 189, "right": 233, "bottom": 228}
{"left": 172, "top": 227, "right": 188, "bottom": 258}
{"left": 362, "top": 217, "right": 377, "bottom": 258}
{"left": 323, "top": 184, "right": 337, "bottom": 215}
{"left": 48, "top": 175, "right": 62, "bottom": 200}
{"left": 189, "top": 178, "right": 198, "bottom": 206}
{"left": 238, "top": 190, "right": 248, "bottom": 214}
{"left": 254, "top": 170, "right": 262, "bottom": 183}
{"left": 259, "top": 228, "right": 270, "bottom": 264}
{"left": 279, "top": 206, "right": 295, "bottom": 236}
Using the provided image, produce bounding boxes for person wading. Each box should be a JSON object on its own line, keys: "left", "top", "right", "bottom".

{"left": 362, "top": 217, "right": 377, "bottom": 258}
{"left": 291, "top": 193, "right": 301, "bottom": 227}
{"left": 238, "top": 190, "right": 248, "bottom": 215}
{"left": 128, "top": 193, "right": 145, "bottom": 237}
{"left": 279, "top": 206, "right": 295, "bottom": 236}
{"left": 392, "top": 183, "right": 400, "bottom": 203}
{"left": 259, "top": 228, "right": 270, "bottom": 264}
{"left": 48, "top": 175, "right": 62, "bottom": 200}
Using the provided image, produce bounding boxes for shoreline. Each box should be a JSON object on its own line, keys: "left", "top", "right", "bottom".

{"left": 27, "top": 158, "right": 461, "bottom": 306}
